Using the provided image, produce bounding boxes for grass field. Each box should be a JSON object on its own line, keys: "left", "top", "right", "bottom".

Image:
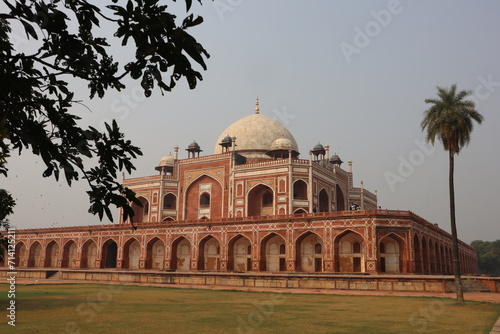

{"left": 0, "top": 283, "right": 499, "bottom": 333}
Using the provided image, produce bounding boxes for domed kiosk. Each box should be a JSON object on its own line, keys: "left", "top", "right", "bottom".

{"left": 214, "top": 99, "right": 298, "bottom": 160}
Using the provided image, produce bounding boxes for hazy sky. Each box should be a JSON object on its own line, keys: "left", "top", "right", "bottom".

{"left": 3, "top": 0, "right": 500, "bottom": 243}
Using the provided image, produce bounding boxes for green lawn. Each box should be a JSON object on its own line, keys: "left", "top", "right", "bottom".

{"left": 0, "top": 283, "right": 499, "bottom": 333}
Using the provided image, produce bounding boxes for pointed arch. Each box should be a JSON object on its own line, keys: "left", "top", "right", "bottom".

{"left": 145, "top": 237, "right": 165, "bottom": 270}
{"left": 260, "top": 233, "right": 286, "bottom": 272}
{"left": 131, "top": 196, "right": 149, "bottom": 223}
{"left": 81, "top": 239, "right": 98, "bottom": 269}
{"left": 227, "top": 234, "right": 252, "bottom": 271}
{"left": 171, "top": 236, "right": 191, "bottom": 271}
{"left": 163, "top": 193, "right": 177, "bottom": 209}
{"left": 184, "top": 175, "right": 223, "bottom": 220}
{"left": 101, "top": 238, "right": 118, "bottom": 269}
{"left": 123, "top": 237, "right": 141, "bottom": 269}
{"left": 0, "top": 245, "right": 6, "bottom": 267}
{"left": 28, "top": 241, "right": 43, "bottom": 268}
{"left": 198, "top": 235, "right": 220, "bottom": 271}
{"left": 61, "top": 240, "right": 77, "bottom": 268}
{"left": 335, "top": 184, "right": 345, "bottom": 211}
{"left": 295, "top": 232, "right": 323, "bottom": 272}
{"left": 413, "top": 234, "right": 422, "bottom": 273}
{"left": 318, "top": 188, "right": 329, "bottom": 212}
{"left": 428, "top": 239, "right": 436, "bottom": 274}
{"left": 15, "top": 242, "right": 26, "bottom": 267}
{"left": 421, "top": 236, "right": 429, "bottom": 274}
{"left": 293, "top": 179, "right": 308, "bottom": 200}
{"left": 379, "top": 234, "right": 406, "bottom": 273}
{"left": 44, "top": 240, "right": 59, "bottom": 268}
{"left": 435, "top": 241, "right": 442, "bottom": 274}
{"left": 334, "top": 230, "right": 365, "bottom": 272}
{"left": 247, "top": 183, "right": 274, "bottom": 217}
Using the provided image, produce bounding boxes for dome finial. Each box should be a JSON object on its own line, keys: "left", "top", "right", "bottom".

{"left": 255, "top": 96, "right": 260, "bottom": 114}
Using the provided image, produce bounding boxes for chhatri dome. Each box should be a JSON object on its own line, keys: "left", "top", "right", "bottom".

{"left": 158, "top": 153, "right": 175, "bottom": 166}
{"left": 214, "top": 98, "right": 299, "bottom": 159}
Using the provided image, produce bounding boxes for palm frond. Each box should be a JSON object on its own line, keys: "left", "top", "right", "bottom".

{"left": 421, "top": 85, "right": 483, "bottom": 155}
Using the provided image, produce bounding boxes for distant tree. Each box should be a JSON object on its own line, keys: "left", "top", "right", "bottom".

{"left": 471, "top": 240, "right": 500, "bottom": 276}
{"left": 421, "top": 84, "right": 484, "bottom": 303}
{"left": 0, "top": 0, "right": 209, "bottom": 223}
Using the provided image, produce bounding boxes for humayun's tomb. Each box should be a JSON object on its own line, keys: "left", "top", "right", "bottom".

{"left": 3, "top": 100, "right": 490, "bottom": 293}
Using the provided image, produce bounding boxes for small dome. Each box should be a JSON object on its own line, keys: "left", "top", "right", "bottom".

{"left": 188, "top": 141, "right": 200, "bottom": 150}
{"left": 270, "top": 136, "right": 294, "bottom": 150}
{"left": 311, "top": 142, "right": 326, "bottom": 156}
{"left": 329, "top": 153, "right": 343, "bottom": 165}
{"left": 159, "top": 153, "right": 175, "bottom": 166}
{"left": 221, "top": 135, "right": 232, "bottom": 144}
{"left": 313, "top": 143, "right": 324, "bottom": 151}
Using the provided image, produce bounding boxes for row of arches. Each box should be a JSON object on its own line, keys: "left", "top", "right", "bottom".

{"left": 129, "top": 178, "right": 348, "bottom": 223}
{"left": 412, "top": 234, "right": 476, "bottom": 275}
{"left": 6, "top": 232, "right": 405, "bottom": 273}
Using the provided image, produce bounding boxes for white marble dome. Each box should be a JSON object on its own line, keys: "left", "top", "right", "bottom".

{"left": 159, "top": 153, "right": 175, "bottom": 166}
{"left": 270, "top": 136, "right": 294, "bottom": 150}
{"left": 214, "top": 112, "right": 299, "bottom": 158}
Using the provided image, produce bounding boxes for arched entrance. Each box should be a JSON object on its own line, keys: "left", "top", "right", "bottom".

{"left": 379, "top": 235, "right": 402, "bottom": 273}
{"left": 62, "top": 240, "right": 77, "bottom": 268}
{"left": 296, "top": 233, "right": 323, "bottom": 272}
{"left": 131, "top": 196, "right": 149, "bottom": 223}
{"left": 163, "top": 193, "right": 176, "bottom": 209}
{"left": 248, "top": 184, "right": 274, "bottom": 216}
{"left": 171, "top": 237, "right": 191, "bottom": 271}
{"left": 428, "top": 240, "right": 435, "bottom": 274}
{"left": 15, "top": 242, "right": 26, "bottom": 267}
{"left": 318, "top": 188, "right": 329, "bottom": 212}
{"left": 293, "top": 180, "right": 308, "bottom": 200}
{"left": 421, "top": 237, "right": 429, "bottom": 274}
{"left": 0, "top": 246, "right": 5, "bottom": 267}
{"left": 413, "top": 235, "right": 422, "bottom": 273}
{"left": 228, "top": 235, "right": 251, "bottom": 271}
{"left": 81, "top": 240, "right": 98, "bottom": 269}
{"left": 261, "top": 233, "right": 286, "bottom": 271}
{"left": 335, "top": 231, "right": 365, "bottom": 272}
{"left": 28, "top": 241, "right": 42, "bottom": 268}
{"left": 123, "top": 238, "right": 141, "bottom": 269}
{"left": 44, "top": 241, "right": 59, "bottom": 268}
{"left": 145, "top": 238, "right": 165, "bottom": 270}
{"left": 101, "top": 239, "right": 118, "bottom": 269}
{"left": 335, "top": 184, "right": 345, "bottom": 211}
{"left": 198, "top": 236, "right": 220, "bottom": 271}
{"left": 184, "top": 175, "right": 223, "bottom": 220}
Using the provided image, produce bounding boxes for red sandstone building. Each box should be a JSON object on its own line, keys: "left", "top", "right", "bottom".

{"left": 5, "top": 102, "right": 478, "bottom": 275}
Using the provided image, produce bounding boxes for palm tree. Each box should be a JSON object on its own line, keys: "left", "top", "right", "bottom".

{"left": 421, "top": 84, "right": 484, "bottom": 303}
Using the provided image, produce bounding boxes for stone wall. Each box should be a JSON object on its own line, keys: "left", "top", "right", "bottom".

{"left": 2, "top": 269, "right": 497, "bottom": 293}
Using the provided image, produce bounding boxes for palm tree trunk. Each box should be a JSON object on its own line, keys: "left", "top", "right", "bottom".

{"left": 449, "top": 150, "right": 464, "bottom": 303}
